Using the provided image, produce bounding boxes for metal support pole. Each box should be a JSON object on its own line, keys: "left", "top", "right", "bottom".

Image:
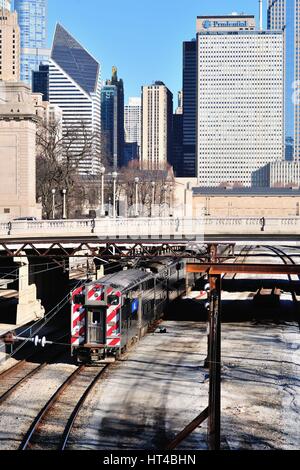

{"left": 113, "top": 179, "right": 116, "bottom": 219}
{"left": 151, "top": 182, "right": 155, "bottom": 218}
{"left": 101, "top": 170, "right": 105, "bottom": 217}
{"left": 51, "top": 189, "right": 56, "bottom": 220}
{"left": 204, "top": 243, "right": 218, "bottom": 368}
{"left": 207, "top": 274, "right": 221, "bottom": 451}
{"left": 135, "top": 177, "right": 139, "bottom": 217}
{"left": 112, "top": 172, "right": 118, "bottom": 219}
{"left": 62, "top": 190, "right": 67, "bottom": 220}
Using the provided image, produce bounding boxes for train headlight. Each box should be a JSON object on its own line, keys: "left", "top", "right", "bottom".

{"left": 204, "top": 283, "right": 211, "bottom": 293}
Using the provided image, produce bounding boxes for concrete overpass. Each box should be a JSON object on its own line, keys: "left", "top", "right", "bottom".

{"left": 0, "top": 217, "right": 300, "bottom": 244}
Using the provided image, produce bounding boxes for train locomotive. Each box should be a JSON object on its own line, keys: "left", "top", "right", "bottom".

{"left": 71, "top": 259, "right": 187, "bottom": 364}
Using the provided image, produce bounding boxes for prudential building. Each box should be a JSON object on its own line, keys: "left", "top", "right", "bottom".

{"left": 197, "top": 15, "right": 284, "bottom": 187}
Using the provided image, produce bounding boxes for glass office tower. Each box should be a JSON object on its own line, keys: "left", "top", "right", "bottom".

{"left": 101, "top": 85, "right": 118, "bottom": 169}
{"left": 49, "top": 24, "right": 101, "bottom": 175}
{"left": 182, "top": 40, "right": 197, "bottom": 177}
{"left": 14, "top": 0, "right": 48, "bottom": 84}
{"left": 101, "top": 68, "right": 125, "bottom": 168}
{"left": 32, "top": 63, "right": 49, "bottom": 101}
{"left": 268, "top": 0, "right": 300, "bottom": 160}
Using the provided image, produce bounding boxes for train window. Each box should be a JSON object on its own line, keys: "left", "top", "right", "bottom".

{"left": 73, "top": 294, "right": 85, "bottom": 305}
{"left": 92, "top": 311, "right": 101, "bottom": 324}
{"left": 108, "top": 295, "right": 120, "bottom": 306}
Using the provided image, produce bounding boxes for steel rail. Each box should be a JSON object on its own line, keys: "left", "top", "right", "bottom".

{"left": 0, "top": 332, "right": 69, "bottom": 382}
{"left": 266, "top": 246, "right": 297, "bottom": 268}
{"left": 59, "top": 365, "right": 108, "bottom": 451}
{"left": 0, "top": 359, "right": 26, "bottom": 380}
{"left": 0, "top": 363, "right": 47, "bottom": 406}
{"left": 19, "top": 365, "right": 85, "bottom": 450}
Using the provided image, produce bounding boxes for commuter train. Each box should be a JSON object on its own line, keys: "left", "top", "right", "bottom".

{"left": 71, "top": 259, "right": 190, "bottom": 364}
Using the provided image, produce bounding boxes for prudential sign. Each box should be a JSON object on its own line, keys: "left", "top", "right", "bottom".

{"left": 203, "top": 20, "right": 247, "bottom": 29}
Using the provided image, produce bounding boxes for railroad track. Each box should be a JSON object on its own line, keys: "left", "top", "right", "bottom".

{"left": 0, "top": 361, "right": 47, "bottom": 406}
{"left": 19, "top": 364, "right": 109, "bottom": 451}
{"left": 0, "top": 333, "right": 70, "bottom": 407}
{"left": 266, "top": 246, "right": 298, "bottom": 270}
{"left": 265, "top": 246, "right": 300, "bottom": 328}
{"left": 223, "top": 245, "right": 253, "bottom": 280}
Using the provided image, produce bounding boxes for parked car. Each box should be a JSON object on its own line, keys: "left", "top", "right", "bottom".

{"left": 13, "top": 217, "right": 38, "bottom": 221}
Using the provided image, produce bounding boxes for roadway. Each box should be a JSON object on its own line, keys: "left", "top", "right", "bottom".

{"left": 1, "top": 217, "right": 300, "bottom": 247}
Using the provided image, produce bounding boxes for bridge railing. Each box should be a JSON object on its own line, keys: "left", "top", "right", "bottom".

{"left": 0, "top": 217, "right": 300, "bottom": 238}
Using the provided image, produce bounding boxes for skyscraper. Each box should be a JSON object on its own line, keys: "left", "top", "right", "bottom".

{"left": 141, "top": 82, "right": 173, "bottom": 171}
{"left": 124, "top": 97, "right": 141, "bottom": 156}
{"left": 32, "top": 63, "right": 49, "bottom": 101}
{"left": 48, "top": 24, "right": 101, "bottom": 175}
{"left": 268, "top": 0, "right": 300, "bottom": 160}
{"left": 101, "top": 67, "right": 125, "bottom": 168}
{"left": 0, "top": 10, "right": 20, "bottom": 81}
{"left": 197, "top": 15, "right": 284, "bottom": 187}
{"left": 101, "top": 84, "right": 118, "bottom": 168}
{"left": 14, "top": 0, "right": 49, "bottom": 84}
{"left": 0, "top": 0, "right": 11, "bottom": 10}
{"left": 172, "top": 113, "right": 183, "bottom": 177}
{"left": 182, "top": 40, "right": 197, "bottom": 177}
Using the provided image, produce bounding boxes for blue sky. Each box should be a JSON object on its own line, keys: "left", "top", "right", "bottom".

{"left": 48, "top": 0, "right": 265, "bottom": 103}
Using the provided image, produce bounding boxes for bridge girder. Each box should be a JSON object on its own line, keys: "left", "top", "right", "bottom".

{"left": 0, "top": 240, "right": 209, "bottom": 260}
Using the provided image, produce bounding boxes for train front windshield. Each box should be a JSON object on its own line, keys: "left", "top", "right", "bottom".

{"left": 87, "top": 308, "right": 106, "bottom": 345}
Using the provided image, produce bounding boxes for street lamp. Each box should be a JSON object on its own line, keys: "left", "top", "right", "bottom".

{"left": 62, "top": 189, "right": 67, "bottom": 219}
{"left": 151, "top": 181, "right": 156, "bottom": 218}
{"left": 51, "top": 189, "right": 56, "bottom": 220}
{"left": 135, "top": 177, "right": 140, "bottom": 217}
{"left": 169, "top": 184, "right": 174, "bottom": 217}
{"left": 112, "top": 171, "right": 118, "bottom": 219}
{"left": 108, "top": 197, "right": 112, "bottom": 217}
{"left": 100, "top": 166, "right": 106, "bottom": 217}
{"left": 163, "top": 184, "right": 168, "bottom": 217}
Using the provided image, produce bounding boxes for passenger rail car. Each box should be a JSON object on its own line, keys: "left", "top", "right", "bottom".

{"left": 71, "top": 259, "right": 187, "bottom": 363}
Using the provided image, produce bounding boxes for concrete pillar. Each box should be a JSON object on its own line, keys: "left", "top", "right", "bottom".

{"left": 14, "top": 254, "right": 45, "bottom": 325}
{"left": 29, "top": 257, "right": 70, "bottom": 314}
{"left": 96, "top": 265, "right": 104, "bottom": 279}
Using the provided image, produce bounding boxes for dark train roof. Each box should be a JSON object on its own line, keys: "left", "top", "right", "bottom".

{"left": 92, "top": 269, "right": 153, "bottom": 292}
{"left": 139, "top": 257, "right": 181, "bottom": 273}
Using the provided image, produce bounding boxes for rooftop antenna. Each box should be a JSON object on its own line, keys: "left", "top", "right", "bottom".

{"left": 259, "top": 0, "right": 263, "bottom": 31}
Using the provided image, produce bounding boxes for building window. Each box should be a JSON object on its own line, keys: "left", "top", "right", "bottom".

{"left": 4, "top": 208, "right": 10, "bottom": 214}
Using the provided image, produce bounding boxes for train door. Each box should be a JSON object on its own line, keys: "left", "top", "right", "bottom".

{"left": 87, "top": 308, "right": 106, "bottom": 345}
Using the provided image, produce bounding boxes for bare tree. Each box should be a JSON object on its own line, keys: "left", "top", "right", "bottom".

{"left": 117, "top": 161, "right": 174, "bottom": 217}
{"left": 36, "top": 119, "right": 99, "bottom": 218}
